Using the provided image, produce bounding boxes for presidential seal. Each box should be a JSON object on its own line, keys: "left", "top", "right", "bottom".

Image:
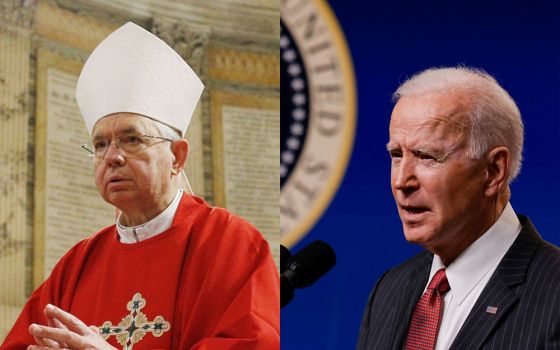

{"left": 280, "top": 0, "right": 356, "bottom": 247}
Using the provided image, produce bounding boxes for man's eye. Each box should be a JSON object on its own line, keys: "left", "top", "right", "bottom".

{"left": 419, "top": 153, "right": 436, "bottom": 161}
{"left": 389, "top": 151, "right": 402, "bottom": 159}
{"left": 93, "top": 141, "right": 108, "bottom": 150}
{"left": 123, "top": 136, "right": 143, "bottom": 145}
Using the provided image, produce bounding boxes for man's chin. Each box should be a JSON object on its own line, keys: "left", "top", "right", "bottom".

{"left": 402, "top": 225, "right": 436, "bottom": 246}
{"left": 104, "top": 191, "right": 134, "bottom": 207}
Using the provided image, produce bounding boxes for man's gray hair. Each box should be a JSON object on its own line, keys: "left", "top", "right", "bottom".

{"left": 393, "top": 66, "right": 524, "bottom": 183}
{"left": 151, "top": 118, "right": 182, "bottom": 141}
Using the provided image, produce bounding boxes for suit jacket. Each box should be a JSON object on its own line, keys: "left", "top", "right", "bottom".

{"left": 357, "top": 215, "right": 560, "bottom": 350}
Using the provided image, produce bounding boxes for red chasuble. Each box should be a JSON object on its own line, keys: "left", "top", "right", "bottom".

{"left": 1, "top": 195, "right": 279, "bottom": 349}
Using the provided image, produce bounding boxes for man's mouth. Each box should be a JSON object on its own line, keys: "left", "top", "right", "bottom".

{"left": 106, "top": 176, "right": 129, "bottom": 187}
{"left": 108, "top": 176, "right": 126, "bottom": 183}
{"left": 401, "top": 206, "right": 430, "bottom": 215}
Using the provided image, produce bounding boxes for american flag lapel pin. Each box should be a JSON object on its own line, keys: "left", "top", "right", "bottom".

{"left": 486, "top": 306, "right": 498, "bottom": 315}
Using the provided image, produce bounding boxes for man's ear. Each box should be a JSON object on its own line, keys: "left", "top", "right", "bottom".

{"left": 171, "top": 139, "right": 189, "bottom": 174}
{"left": 484, "top": 146, "right": 510, "bottom": 197}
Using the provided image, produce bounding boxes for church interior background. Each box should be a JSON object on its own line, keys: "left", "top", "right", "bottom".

{"left": 0, "top": 0, "right": 279, "bottom": 338}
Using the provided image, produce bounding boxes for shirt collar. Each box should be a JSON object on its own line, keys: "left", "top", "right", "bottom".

{"left": 116, "top": 189, "right": 184, "bottom": 244}
{"left": 430, "top": 202, "right": 522, "bottom": 305}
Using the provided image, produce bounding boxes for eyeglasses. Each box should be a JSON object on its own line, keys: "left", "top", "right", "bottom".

{"left": 81, "top": 134, "right": 174, "bottom": 158}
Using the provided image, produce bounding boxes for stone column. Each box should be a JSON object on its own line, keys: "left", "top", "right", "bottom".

{"left": 0, "top": 0, "right": 36, "bottom": 338}
{"left": 152, "top": 20, "right": 212, "bottom": 201}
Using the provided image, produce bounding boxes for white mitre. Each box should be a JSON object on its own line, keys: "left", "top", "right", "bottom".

{"left": 76, "top": 22, "right": 204, "bottom": 136}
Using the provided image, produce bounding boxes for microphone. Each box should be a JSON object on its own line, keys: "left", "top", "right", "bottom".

{"left": 280, "top": 245, "right": 291, "bottom": 272}
{"left": 281, "top": 240, "right": 336, "bottom": 308}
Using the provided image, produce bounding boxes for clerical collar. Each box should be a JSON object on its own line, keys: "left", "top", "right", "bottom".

{"left": 429, "top": 201, "right": 521, "bottom": 305}
{"left": 116, "top": 189, "right": 184, "bottom": 244}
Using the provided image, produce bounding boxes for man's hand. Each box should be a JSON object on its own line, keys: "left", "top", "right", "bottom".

{"left": 27, "top": 304, "right": 117, "bottom": 350}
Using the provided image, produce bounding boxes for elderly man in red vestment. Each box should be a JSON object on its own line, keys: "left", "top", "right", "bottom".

{"left": 1, "top": 22, "right": 279, "bottom": 350}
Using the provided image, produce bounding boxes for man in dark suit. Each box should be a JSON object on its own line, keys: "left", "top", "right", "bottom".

{"left": 357, "top": 67, "right": 560, "bottom": 350}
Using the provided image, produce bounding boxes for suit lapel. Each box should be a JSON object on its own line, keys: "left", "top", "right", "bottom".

{"left": 449, "top": 272, "right": 518, "bottom": 350}
{"left": 391, "top": 253, "right": 432, "bottom": 350}
{"left": 449, "top": 216, "right": 542, "bottom": 350}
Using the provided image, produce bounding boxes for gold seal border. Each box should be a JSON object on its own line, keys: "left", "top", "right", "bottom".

{"left": 281, "top": 0, "right": 357, "bottom": 247}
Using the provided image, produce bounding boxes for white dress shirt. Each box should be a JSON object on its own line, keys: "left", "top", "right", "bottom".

{"left": 432, "top": 202, "right": 522, "bottom": 350}
{"left": 116, "top": 189, "right": 183, "bottom": 243}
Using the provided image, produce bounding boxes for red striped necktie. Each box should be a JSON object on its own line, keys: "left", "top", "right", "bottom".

{"left": 405, "top": 268, "right": 450, "bottom": 350}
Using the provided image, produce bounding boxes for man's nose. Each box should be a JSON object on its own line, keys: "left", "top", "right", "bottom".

{"left": 393, "top": 156, "right": 419, "bottom": 192}
{"left": 103, "top": 141, "right": 125, "bottom": 166}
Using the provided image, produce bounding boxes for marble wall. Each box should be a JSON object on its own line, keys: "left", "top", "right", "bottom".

{"left": 0, "top": 0, "right": 278, "bottom": 340}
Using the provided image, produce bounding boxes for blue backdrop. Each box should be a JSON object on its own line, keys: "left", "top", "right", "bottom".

{"left": 281, "top": 1, "right": 560, "bottom": 349}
